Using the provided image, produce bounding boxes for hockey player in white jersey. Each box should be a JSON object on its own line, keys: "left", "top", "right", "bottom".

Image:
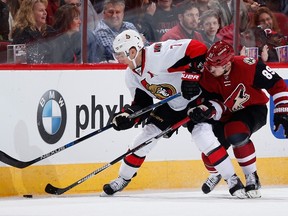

{"left": 101, "top": 29, "right": 247, "bottom": 198}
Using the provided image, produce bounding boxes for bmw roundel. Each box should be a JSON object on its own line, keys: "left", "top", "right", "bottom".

{"left": 37, "top": 90, "right": 67, "bottom": 144}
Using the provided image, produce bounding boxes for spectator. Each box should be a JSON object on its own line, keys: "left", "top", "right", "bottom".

{"left": 63, "top": 0, "right": 100, "bottom": 31}
{"left": 125, "top": 0, "right": 157, "bottom": 42}
{"left": 12, "top": 0, "right": 56, "bottom": 63}
{"left": 209, "top": 0, "right": 249, "bottom": 32}
{"left": 0, "top": 0, "right": 9, "bottom": 41}
{"left": 243, "top": 0, "right": 261, "bottom": 12}
{"left": 240, "top": 26, "right": 286, "bottom": 62}
{"left": 91, "top": 0, "right": 139, "bottom": 63}
{"left": 195, "top": 0, "right": 212, "bottom": 16}
{"left": 160, "top": 1, "right": 204, "bottom": 42}
{"left": 198, "top": 9, "right": 220, "bottom": 48}
{"left": 250, "top": 6, "right": 282, "bottom": 34}
{"left": 93, "top": 0, "right": 105, "bottom": 14}
{"left": 46, "top": 0, "right": 61, "bottom": 26}
{"left": 144, "top": 0, "right": 179, "bottom": 42}
{"left": 6, "top": 0, "right": 21, "bottom": 41}
{"left": 51, "top": 4, "right": 81, "bottom": 63}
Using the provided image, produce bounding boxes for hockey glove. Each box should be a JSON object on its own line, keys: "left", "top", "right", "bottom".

{"left": 273, "top": 104, "right": 288, "bottom": 138}
{"left": 112, "top": 105, "right": 141, "bottom": 131}
{"left": 187, "top": 101, "right": 216, "bottom": 123}
{"left": 181, "top": 72, "right": 201, "bottom": 100}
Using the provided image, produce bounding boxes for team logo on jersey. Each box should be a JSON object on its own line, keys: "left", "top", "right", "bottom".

{"left": 37, "top": 90, "right": 67, "bottom": 144}
{"left": 224, "top": 83, "right": 250, "bottom": 111}
{"left": 243, "top": 57, "right": 256, "bottom": 65}
{"left": 141, "top": 79, "right": 177, "bottom": 99}
{"left": 153, "top": 43, "right": 162, "bottom": 52}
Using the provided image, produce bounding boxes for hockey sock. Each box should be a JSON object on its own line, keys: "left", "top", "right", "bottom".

{"left": 233, "top": 140, "right": 257, "bottom": 175}
{"left": 207, "top": 145, "right": 235, "bottom": 180}
{"left": 119, "top": 153, "right": 145, "bottom": 180}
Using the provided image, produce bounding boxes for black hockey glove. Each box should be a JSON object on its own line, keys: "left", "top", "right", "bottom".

{"left": 181, "top": 72, "right": 201, "bottom": 100}
{"left": 273, "top": 104, "right": 288, "bottom": 138}
{"left": 187, "top": 101, "right": 216, "bottom": 123}
{"left": 112, "top": 105, "right": 141, "bottom": 131}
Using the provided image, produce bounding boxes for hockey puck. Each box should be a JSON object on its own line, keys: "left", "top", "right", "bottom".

{"left": 23, "top": 194, "right": 33, "bottom": 198}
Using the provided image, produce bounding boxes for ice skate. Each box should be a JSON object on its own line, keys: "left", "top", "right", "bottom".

{"left": 201, "top": 174, "right": 222, "bottom": 194}
{"left": 101, "top": 176, "right": 131, "bottom": 196}
{"left": 226, "top": 174, "right": 247, "bottom": 199}
{"left": 245, "top": 171, "right": 261, "bottom": 198}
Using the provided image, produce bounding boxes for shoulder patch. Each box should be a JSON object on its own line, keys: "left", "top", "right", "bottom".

{"left": 153, "top": 43, "right": 162, "bottom": 52}
{"left": 243, "top": 57, "right": 256, "bottom": 65}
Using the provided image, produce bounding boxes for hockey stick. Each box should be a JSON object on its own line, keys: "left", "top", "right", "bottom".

{"left": 45, "top": 116, "right": 190, "bottom": 195}
{"left": 0, "top": 93, "right": 181, "bottom": 169}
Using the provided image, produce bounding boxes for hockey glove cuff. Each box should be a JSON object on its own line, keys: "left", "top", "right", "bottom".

{"left": 181, "top": 72, "right": 201, "bottom": 100}
{"left": 187, "top": 101, "right": 216, "bottom": 123}
{"left": 273, "top": 103, "right": 288, "bottom": 138}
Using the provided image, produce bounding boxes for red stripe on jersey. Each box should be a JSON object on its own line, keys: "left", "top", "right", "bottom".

{"left": 124, "top": 153, "right": 145, "bottom": 168}
{"left": 274, "top": 95, "right": 288, "bottom": 106}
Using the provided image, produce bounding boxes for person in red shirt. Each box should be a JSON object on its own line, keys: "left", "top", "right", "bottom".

{"left": 185, "top": 40, "right": 288, "bottom": 198}
{"left": 160, "top": 1, "right": 204, "bottom": 42}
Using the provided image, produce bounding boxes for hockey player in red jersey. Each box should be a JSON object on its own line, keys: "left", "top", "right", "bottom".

{"left": 101, "top": 30, "right": 248, "bottom": 198}
{"left": 187, "top": 40, "right": 288, "bottom": 198}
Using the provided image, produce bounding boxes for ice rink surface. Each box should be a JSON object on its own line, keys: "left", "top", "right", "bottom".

{"left": 1, "top": 186, "right": 288, "bottom": 216}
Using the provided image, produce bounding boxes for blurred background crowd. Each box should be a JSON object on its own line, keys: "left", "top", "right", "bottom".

{"left": 0, "top": 0, "right": 288, "bottom": 64}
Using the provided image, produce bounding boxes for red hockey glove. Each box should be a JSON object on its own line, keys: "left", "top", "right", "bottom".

{"left": 273, "top": 104, "right": 288, "bottom": 138}
{"left": 181, "top": 72, "right": 201, "bottom": 100}
{"left": 187, "top": 101, "right": 216, "bottom": 123}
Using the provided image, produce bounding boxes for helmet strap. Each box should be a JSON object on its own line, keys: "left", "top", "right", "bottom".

{"left": 128, "top": 49, "right": 142, "bottom": 69}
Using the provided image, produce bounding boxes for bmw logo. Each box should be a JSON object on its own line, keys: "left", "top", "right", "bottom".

{"left": 37, "top": 90, "right": 67, "bottom": 144}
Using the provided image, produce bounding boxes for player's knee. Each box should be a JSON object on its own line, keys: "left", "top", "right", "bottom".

{"left": 224, "top": 121, "right": 250, "bottom": 147}
{"left": 192, "top": 123, "right": 220, "bottom": 154}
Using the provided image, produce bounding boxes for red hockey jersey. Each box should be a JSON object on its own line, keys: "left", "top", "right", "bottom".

{"left": 200, "top": 56, "right": 288, "bottom": 113}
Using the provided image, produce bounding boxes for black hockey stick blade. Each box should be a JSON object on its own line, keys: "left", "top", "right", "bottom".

{"left": 45, "top": 183, "right": 69, "bottom": 195}
{"left": 0, "top": 93, "right": 181, "bottom": 169}
{"left": 45, "top": 116, "right": 190, "bottom": 195}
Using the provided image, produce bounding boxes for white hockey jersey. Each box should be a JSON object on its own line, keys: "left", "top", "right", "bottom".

{"left": 125, "top": 39, "right": 207, "bottom": 111}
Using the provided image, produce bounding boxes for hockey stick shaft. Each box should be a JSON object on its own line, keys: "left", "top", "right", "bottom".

{"left": 0, "top": 93, "right": 181, "bottom": 169}
{"left": 128, "top": 92, "right": 181, "bottom": 119}
{"left": 45, "top": 116, "right": 190, "bottom": 195}
{"left": 0, "top": 124, "right": 113, "bottom": 169}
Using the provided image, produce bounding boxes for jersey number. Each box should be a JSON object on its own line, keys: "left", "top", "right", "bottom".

{"left": 262, "top": 66, "right": 275, "bottom": 80}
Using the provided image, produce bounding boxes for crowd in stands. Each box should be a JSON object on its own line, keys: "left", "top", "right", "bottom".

{"left": 0, "top": 0, "right": 288, "bottom": 64}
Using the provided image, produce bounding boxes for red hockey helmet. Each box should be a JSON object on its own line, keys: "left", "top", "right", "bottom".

{"left": 205, "top": 41, "right": 235, "bottom": 67}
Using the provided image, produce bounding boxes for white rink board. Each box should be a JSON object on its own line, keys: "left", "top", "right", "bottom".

{"left": 0, "top": 68, "right": 287, "bottom": 167}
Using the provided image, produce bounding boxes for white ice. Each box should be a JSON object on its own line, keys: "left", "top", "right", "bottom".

{"left": 0, "top": 186, "right": 287, "bottom": 216}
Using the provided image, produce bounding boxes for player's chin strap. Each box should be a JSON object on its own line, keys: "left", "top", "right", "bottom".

{"left": 128, "top": 49, "right": 142, "bottom": 69}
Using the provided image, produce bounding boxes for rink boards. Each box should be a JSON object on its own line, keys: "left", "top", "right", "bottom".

{"left": 0, "top": 63, "right": 287, "bottom": 197}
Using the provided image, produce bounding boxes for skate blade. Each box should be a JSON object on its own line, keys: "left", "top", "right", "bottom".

{"left": 247, "top": 190, "right": 261, "bottom": 198}
{"left": 99, "top": 191, "right": 113, "bottom": 197}
{"left": 232, "top": 189, "right": 248, "bottom": 199}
